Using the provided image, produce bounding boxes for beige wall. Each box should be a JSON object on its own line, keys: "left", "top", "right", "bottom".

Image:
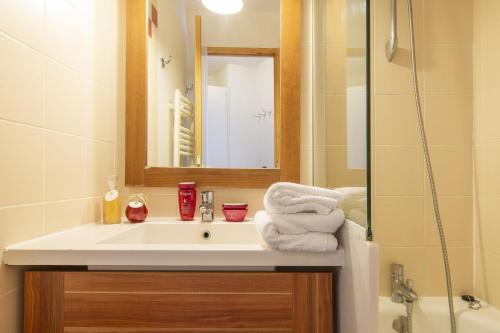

{"left": 473, "top": 0, "right": 500, "bottom": 309}
{"left": 0, "top": 0, "right": 120, "bottom": 331}
{"left": 372, "top": 0, "right": 474, "bottom": 296}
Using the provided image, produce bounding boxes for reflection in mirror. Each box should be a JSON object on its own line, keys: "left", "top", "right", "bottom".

{"left": 204, "top": 54, "right": 276, "bottom": 168}
{"left": 310, "top": 0, "right": 369, "bottom": 230}
{"left": 146, "top": 0, "right": 280, "bottom": 169}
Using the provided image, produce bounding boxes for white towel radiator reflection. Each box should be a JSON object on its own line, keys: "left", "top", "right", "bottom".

{"left": 171, "top": 89, "right": 194, "bottom": 167}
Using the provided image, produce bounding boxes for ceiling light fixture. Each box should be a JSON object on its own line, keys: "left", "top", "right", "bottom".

{"left": 202, "top": 0, "right": 243, "bottom": 15}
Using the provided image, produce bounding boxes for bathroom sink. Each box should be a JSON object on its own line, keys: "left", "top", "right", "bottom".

{"left": 98, "top": 222, "right": 263, "bottom": 245}
{"left": 4, "top": 219, "right": 345, "bottom": 268}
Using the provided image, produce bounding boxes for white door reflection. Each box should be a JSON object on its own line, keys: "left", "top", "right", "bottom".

{"left": 203, "top": 56, "right": 275, "bottom": 168}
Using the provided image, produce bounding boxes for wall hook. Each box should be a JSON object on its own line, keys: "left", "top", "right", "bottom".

{"left": 161, "top": 55, "right": 173, "bottom": 68}
{"left": 185, "top": 83, "right": 194, "bottom": 95}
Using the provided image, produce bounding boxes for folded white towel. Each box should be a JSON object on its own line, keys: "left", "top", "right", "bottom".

{"left": 264, "top": 182, "right": 344, "bottom": 215}
{"left": 335, "top": 187, "right": 367, "bottom": 213}
{"left": 259, "top": 210, "right": 346, "bottom": 234}
{"left": 255, "top": 210, "right": 345, "bottom": 252}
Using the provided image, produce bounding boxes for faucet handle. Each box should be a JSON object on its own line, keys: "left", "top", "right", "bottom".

{"left": 405, "top": 279, "right": 414, "bottom": 291}
{"left": 199, "top": 206, "right": 210, "bottom": 214}
{"left": 201, "top": 190, "right": 214, "bottom": 204}
{"left": 391, "top": 263, "right": 404, "bottom": 283}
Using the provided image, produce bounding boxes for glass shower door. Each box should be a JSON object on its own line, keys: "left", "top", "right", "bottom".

{"left": 309, "top": 0, "right": 371, "bottom": 237}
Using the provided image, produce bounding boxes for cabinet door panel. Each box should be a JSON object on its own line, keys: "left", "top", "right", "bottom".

{"left": 64, "top": 329, "right": 290, "bottom": 333}
{"left": 64, "top": 293, "right": 293, "bottom": 329}
{"left": 64, "top": 272, "right": 293, "bottom": 293}
{"left": 24, "top": 271, "right": 333, "bottom": 333}
{"left": 24, "top": 272, "right": 64, "bottom": 333}
{"left": 292, "top": 273, "right": 333, "bottom": 333}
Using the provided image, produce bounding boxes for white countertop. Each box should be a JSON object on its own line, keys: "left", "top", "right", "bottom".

{"left": 3, "top": 218, "right": 344, "bottom": 269}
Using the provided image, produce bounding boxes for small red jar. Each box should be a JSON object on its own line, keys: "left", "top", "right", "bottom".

{"left": 178, "top": 182, "right": 197, "bottom": 221}
{"left": 222, "top": 203, "right": 248, "bottom": 222}
{"left": 125, "top": 197, "right": 148, "bottom": 223}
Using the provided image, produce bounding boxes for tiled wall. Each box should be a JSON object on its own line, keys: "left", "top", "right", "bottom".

{"left": 0, "top": 0, "right": 120, "bottom": 331}
{"left": 371, "top": 0, "right": 474, "bottom": 296}
{"left": 473, "top": 0, "right": 500, "bottom": 309}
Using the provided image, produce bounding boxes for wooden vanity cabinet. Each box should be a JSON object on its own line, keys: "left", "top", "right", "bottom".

{"left": 24, "top": 271, "right": 334, "bottom": 333}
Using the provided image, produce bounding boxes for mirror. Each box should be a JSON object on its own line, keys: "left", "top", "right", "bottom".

{"left": 146, "top": 0, "right": 281, "bottom": 168}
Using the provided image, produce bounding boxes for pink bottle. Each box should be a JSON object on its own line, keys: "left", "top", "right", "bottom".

{"left": 178, "top": 182, "right": 197, "bottom": 221}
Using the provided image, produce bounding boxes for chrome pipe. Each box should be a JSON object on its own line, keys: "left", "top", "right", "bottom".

{"left": 385, "top": 0, "right": 398, "bottom": 61}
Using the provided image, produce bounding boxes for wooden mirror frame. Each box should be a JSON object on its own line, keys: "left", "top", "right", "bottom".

{"left": 125, "top": 0, "right": 301, "bottom": 188}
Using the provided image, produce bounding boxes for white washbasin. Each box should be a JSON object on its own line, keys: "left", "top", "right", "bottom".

{"left": 3, "top": 219, "right": 344, "bottom": 269}
{"left": 99, "top": 222, "right": 264, "bottom": 245}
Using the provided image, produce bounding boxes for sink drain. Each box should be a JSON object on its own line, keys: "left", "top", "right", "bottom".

{"left": 202, "top": 231, "right": 211, "bottom": 240}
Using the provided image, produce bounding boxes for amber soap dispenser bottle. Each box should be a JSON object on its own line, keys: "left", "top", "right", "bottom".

{"left": 103, "top": 176, "right": 121, "bottom": 224}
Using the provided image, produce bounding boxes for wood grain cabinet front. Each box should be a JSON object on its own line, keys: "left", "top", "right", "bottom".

{"left": 24, "top": 271, "right": 334, "bottom": 333}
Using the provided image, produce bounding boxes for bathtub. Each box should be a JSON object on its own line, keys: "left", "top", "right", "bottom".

{"left": 379, "top": 297, "right": 500, "bottom": 333}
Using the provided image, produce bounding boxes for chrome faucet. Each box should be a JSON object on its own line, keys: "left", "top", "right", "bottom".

{"left": 391, "top": 264, "right": 418, "bottom": 303}
{"left": 391, "top": 264, "right": 418, "bottom": 333}
{"left": 199, "top": 191, "right": 214, "bottom": 222}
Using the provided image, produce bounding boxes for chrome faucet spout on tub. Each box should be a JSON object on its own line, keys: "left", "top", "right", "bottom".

{"left": 391, "top": 264, "right": 418, "bottom": 303}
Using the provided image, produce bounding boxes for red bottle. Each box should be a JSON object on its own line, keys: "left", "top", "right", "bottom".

{"left": 125, "top": 194, "right": 149, "bottom": 223}
{"left": 178, "top": 182, "right": 197, "bottom": 221}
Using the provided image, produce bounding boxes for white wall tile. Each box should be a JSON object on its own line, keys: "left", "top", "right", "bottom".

{"left": 45, "top": 199, "right": 86, "bottom": 233}
{"left": 0, "top": 33, "right": 43, "bottom": 126}
{"left": 46, "top": 0, "right": 87, "bottom": 73}
{"left": 0, "top": 121, "right": 44, "bottom": 206}
{"left": 0, "top": 288, "right": 23, "bottom": 333}
{"left": 85, "top": 140, "right": 114, "bottom": 197}
{"left": 0, "top": 0, "right": 45, "bottom": 51}
{"left": 44, "top": 58, "right": 88, "bottom": 136}
{"left": 0, "top": 205, "right": 43, "bottom": 294}
{"left": 86, "top": 82, "right": 115, "bottom": 142}
{"left": 45, "top": 131, "right": 86, "bottom": 201}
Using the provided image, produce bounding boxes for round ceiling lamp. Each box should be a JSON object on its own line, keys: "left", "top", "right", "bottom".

{"left": 202, "top": 0, "right": 244, "bottom": 14}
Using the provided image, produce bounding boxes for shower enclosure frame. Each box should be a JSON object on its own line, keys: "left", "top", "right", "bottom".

{"left": 366, "top": 0, "right": 372, "bottom": 241}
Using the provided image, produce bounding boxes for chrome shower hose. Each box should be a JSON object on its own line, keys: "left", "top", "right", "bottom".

{"left": 406, "top": 0, "right": 457, "bottom": 331}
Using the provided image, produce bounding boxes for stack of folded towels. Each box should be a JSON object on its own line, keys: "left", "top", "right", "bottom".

{"left": 255, "top": 182, "right": 345, "bottom": 252}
